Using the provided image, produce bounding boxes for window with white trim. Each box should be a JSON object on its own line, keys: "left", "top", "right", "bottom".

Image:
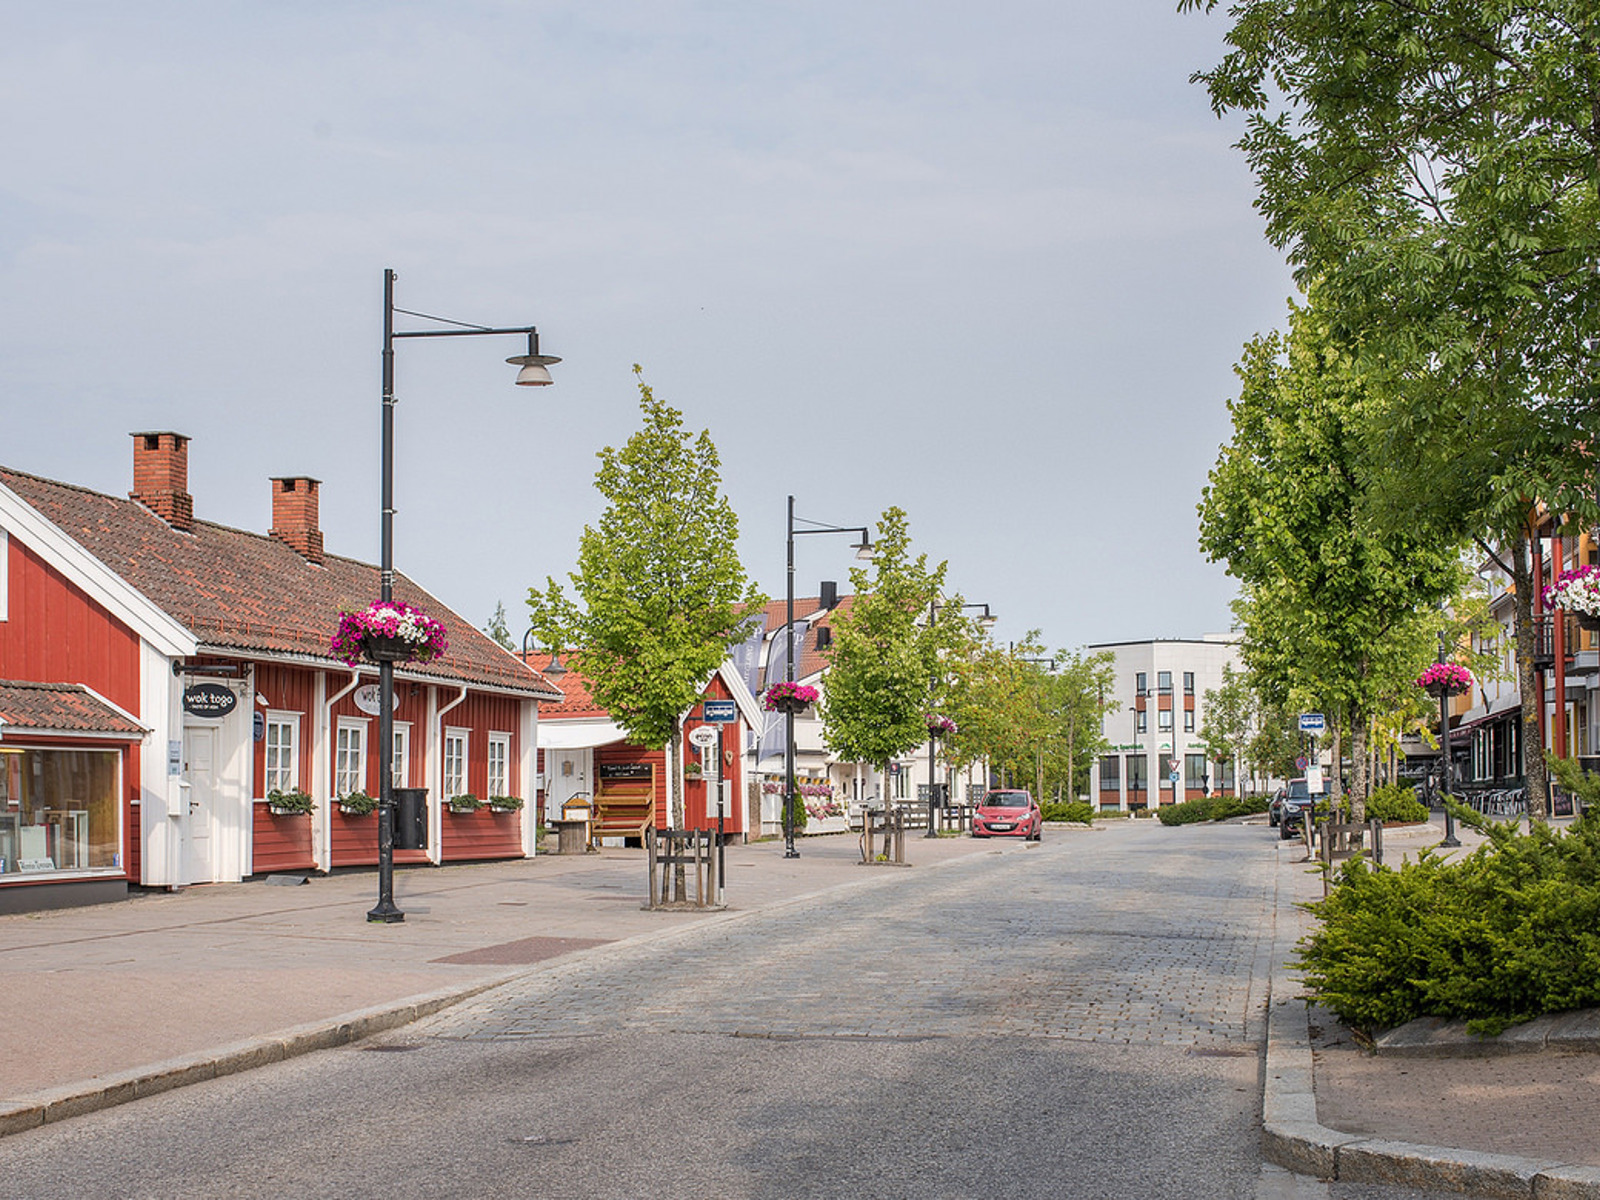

{"left": 486, "top": 733, "right": 510, "bottom": 798}
{"left": 335, "top": 720, "right": 367, "bottom": 798}
{"left": 392, "top": 722, "right": 411, "bottom": 789}
{"left": 444, "top": 728, "right": 469, "bottom": 798}
{"left": 264, "top": 713, "right": 300, "bottom": 795}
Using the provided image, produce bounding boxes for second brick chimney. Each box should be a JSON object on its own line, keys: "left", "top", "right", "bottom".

{"left": 269, "top": 476, "right": 324, "bottom": 565}
{"left": 130, "top": 432, "right": 194, "bottom": 532}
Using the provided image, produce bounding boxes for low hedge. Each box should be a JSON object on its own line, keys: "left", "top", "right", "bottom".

{"left": 1365, "top": 783, "right": 1429, "bottom": 824}
{"left": 1156, "top": 794, "right": 1270, "bottom": 826}
{"left": 1041, "top": 800, "right": 1095, "bottom": 824}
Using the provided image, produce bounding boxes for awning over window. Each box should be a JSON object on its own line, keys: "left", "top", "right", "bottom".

{"left": 0, "top": 680, "right": 146, "bottom": 741}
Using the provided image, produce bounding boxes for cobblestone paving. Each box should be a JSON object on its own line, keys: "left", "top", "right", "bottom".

{"left": 414, "top": 823, "right": 1279, "bottom": 1050}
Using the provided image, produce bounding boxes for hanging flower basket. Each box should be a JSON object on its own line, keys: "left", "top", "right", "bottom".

{"left": 330, "top": 601, "right": 448, "bottom": 667}
{"left": 1416, "top": 663, "right": 1474, "bottom": 699}
{"left": 763, "top": 681, "right": 819, "bottom": 714}
{"left": 925, "top": 713, "right": 958, "bottom": 738}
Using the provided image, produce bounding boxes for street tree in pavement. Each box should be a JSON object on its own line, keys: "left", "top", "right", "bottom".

{"left": 1183, "top": 0, "right": 1600, "bottom": 817}
{"left": 526, "top": 367, "right": 765, "bottom": 827}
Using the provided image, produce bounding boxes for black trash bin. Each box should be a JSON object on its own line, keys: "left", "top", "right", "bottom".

{"left": 393, "top": 787, "right": 428, "bottom": 851}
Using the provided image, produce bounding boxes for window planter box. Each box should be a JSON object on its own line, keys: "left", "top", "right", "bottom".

{"left": 268, "top": 805, "right": 309, "bottom": 817}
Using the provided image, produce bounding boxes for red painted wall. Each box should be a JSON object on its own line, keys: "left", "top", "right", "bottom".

{"left": 1, "top": 536, "right": 143, "bottom": 883}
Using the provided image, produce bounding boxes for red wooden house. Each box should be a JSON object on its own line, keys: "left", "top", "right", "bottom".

{"left": 0, "top": 431, "right": 560, "bottom": 913}
{"left": 530, "top": 656, "right": 762, "bottom": 840}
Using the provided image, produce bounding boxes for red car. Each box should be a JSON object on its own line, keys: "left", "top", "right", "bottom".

{"left": 971, "top": 789, "right": 1043, "bottom": 840}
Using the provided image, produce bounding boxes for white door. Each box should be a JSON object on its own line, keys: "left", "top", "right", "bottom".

{"left": 183, "top": 726, "right": 219, "bottom": 882}
{"left": 546, "top": 750, "right": 590, "bottom": 821}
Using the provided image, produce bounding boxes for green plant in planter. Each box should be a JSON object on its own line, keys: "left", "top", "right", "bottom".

{"left": 266, "top": 788, "right": 314, "bottom": 815}
{"left": 488, "top": 795, "right": 524, "bottom": 812}
{"left": 338, "top": 790, "right": 376, "bottom": 816}
{"left": 1366, "top": 784, "right": 1429, "bottom": 825}
{"left": 448, "top": 794, "right": 483, "bottom": 813}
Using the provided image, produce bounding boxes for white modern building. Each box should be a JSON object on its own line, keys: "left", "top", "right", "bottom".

{"left": 1088, "top": 634, "right": 1243, "bottom": 811}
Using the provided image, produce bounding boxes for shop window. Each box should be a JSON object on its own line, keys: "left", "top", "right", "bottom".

{"left": 486, "top": 733, "right": 510, "bottom": 798}
{"left": 392, "top": 723, "right": 410, "bottom": 789}
{"left": 0, "top": 746, "right": 121, "bottom": 875}
{"left": 1185, "top": 753, "right": 1208, "bottom": 790}
{"left": 444, "top": 728, "right": 468, "bottom": 798}
{"left": 335, "top": 721, "right": 366, "bottom": 798}
{"left": 1215, "top": 759, "right": 1235, "bottom": 792}
{"left": 1099, "top": 756, "right": 1120, "bottom": 791}
{"left": 1125, "top": 754, "right": 1147, "bottom": 796}
{"left": 264, "top": 714, "right": 299, "bottom": 795}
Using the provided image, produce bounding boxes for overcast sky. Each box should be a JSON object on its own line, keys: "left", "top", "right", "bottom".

{"left": 0, "top": 1, "right": 1293, "bottom": 654}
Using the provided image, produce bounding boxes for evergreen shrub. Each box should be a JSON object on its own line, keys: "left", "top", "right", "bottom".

{"left": 1156, "top": 795, "right": 1270, "bottom": 826}
{"left": 1300, "top": 800, "right": 1600, "bottom": 1033}
{"left": 1365, "top": 784, "right": 1429, "bottom": 824}
{"left": 1041, "top": 800, "right": 1095, "bottom": 824}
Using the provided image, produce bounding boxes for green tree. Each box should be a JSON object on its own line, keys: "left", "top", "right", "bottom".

{"left": 1198, "top": 663, "right": 1257, "bottom": 793}
{"left": 482, "top": 601, "right": 515, "bottom": 652}
{"left": 820, "top": 508, "right": 950, "bottom": 799}
{"left": 1198, "top": 297, "right": 1468, "bottom": 818}
{"left": 1183, "top": 0, "right": 1600, "bottom": 817}
{"left": 526, "top": 368, "right": 765, "bottom": 827}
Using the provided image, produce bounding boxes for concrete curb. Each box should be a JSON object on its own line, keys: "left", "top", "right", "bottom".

{"left": 1261, "top": 848, "right": 1600, "bottom": 1198}
{"left": 0, "top": 837, "right": 1030, "bottom": 1138}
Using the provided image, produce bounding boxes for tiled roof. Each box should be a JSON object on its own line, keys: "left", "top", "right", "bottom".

{"left": 749, "top": 594, "right": 850, "bottom": 685}
{"left": 0, "top": 679, "right": 146, "bottom": 737}
{"left": 0, "top": 468, "right": 560, "bottom": 699}
{"left": 520, "top": 654, "right": 609, "bottom": 718}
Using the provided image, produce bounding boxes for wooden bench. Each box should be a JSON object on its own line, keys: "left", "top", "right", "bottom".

{"left": 591, "top": 779, "right": 655, "bottom": 847}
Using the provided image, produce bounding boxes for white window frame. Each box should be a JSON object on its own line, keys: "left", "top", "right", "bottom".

{"left": 264, "top": 711, "right": 301, "bottom": 796}
{"left": 443, "top": 726, "right": 469, "bottom": 798}
{"left": 392, "top": 721, "right": 411, "bottom": 789}
{"left": 335, "top": 718, "right": 368, "bottom": 799}
{"left": 486, "top": 732, "right": 510, "bottom": 798}
{"left": 1157, "top": 708, "right": 1174, "bottom": 732}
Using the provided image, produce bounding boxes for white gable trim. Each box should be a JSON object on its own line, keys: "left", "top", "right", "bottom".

{"left": 0, "top": 481, "right": 197, "bottom": 659}
{"left": 1, "top": 527, "right": 8, "bottom": 621}
{"left": 715, "top": 660, "right": 766, "bottom": 728}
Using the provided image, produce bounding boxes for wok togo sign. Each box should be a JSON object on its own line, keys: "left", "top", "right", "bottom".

{"left": 182, "top": 684, "right": 238, "bottom": 717}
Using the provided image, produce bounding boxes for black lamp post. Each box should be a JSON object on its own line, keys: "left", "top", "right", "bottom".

{"left": 367, "top": 268, "right": 558, "bottom": 923}
{"left": 782, "top": 496, "right": 871, "bottom": 859}
{"left": 1435, "top": 633, "right": 1461, "bottom": 849}
{"left": 924, "top": 602, "right": 993, "bottom": 838}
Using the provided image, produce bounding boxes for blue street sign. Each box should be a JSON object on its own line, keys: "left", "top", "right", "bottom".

{"left": 703, "top": 699, "right": 737, "bottom": 723}
{"left": 1298, "top": 712, "right": 1326, "bottom": 734}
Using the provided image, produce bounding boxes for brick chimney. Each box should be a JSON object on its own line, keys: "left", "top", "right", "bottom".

{"left": 269, "top": 476, "right": 324, "bottom": 565}
{"left": 129, "top": 432, "right": 194, "bottom": 532}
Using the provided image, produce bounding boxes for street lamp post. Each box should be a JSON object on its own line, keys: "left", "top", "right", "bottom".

{"left": 924, "top": 602, "right": 993, "bottom": 838}
{"left": 783, "top": 496, "right": 871, "bottom": 859}
{"left": 1436, "top": 633, "right": 1461, "bottom": 849}
{"left": 368, "top": 268, "right": 559, "bottom": 923}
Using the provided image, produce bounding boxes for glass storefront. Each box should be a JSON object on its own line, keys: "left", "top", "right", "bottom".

{"left": 0, "top": 747, "right": 122, "bottom": 876}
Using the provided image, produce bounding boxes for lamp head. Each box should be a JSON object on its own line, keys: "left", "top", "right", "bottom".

{"left": 507, "top": 330, "right": 560, "bottom": 386}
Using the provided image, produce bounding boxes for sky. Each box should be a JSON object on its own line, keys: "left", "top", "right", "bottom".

{"left": 0, "top": 1, "right": 1295, "bottom": 654}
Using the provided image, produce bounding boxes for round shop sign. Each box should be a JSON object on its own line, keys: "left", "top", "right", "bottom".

{"left": 688, "top": 725, "right": 719, "bottom": 748}
{"left": 354, "top": 684, "right": 399, "bottom": 716}
{"left": 182, "top": 684, "right": 238, "bottom": 717}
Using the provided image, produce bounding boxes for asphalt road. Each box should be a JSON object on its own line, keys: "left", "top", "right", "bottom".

{"left": 0, "top": 824, "right": 1487, "bottom": 1199}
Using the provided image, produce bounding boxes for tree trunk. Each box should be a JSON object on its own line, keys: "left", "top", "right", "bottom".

{"left": 669, "top": 728, "right": 686, "bottom": 901}
{"left": 1511, "top": 528, "right": 1551, "bottom": 821}
{"left": 1348, "top": 716, "right": 1368, "bottom": 823}
{"left": 1329, "top": 719, "right": 1344, "bottom": 813}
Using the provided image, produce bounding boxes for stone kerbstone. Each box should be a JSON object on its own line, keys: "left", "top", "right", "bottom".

{"left": 1546, "top": 1010, "right": 1600, "bottom": 1054}
{"left": 1338, "top": 1137, "right": 1554, "bottom": 1199}
{"left": 1261, "top": 1121, "right": 1359, "bottom": 1179}
{"left": 1533, "top": 1163, "right": 1600, "bottom": 1200}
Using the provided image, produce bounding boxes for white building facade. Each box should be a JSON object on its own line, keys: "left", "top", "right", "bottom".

{"left": 1088, "top": 634, "right": 1244, "bottom": 811}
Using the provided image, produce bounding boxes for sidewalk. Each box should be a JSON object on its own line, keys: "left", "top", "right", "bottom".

{"left": 1264, "top": 815, "right": 1600, "bottom": 1197}
{"left": 0, "top": 831, "right": 1002, "bottom": 1134}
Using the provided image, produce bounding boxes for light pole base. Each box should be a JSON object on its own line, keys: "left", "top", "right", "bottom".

{"left": 367, "top": 902, "right": 406, "bottom": 923}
